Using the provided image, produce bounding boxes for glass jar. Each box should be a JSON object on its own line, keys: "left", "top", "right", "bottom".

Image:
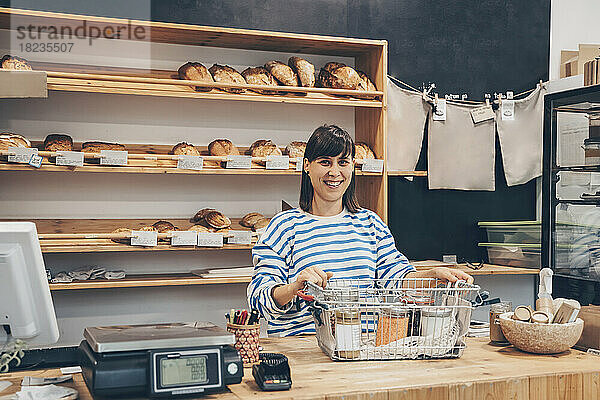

{"left": 376, "top": 307, "right": 409, "bottom": 346}
{"left": 489, "top": 302, "right": 512, "bottom": 344}
{"left": 335, "top": 309, "right": 361, "bottom": 359}
{"left": 420, "top": 307, "right": 453, "bottom": 337}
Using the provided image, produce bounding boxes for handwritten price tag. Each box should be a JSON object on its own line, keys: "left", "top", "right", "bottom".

{"left": 171, "top": 231, "right": 198, "bottom": 246}
{"left": 197, "top": 232, "right": 224, "bottom": 247}
{"left": 295, "top": 158, "right": 303, "bottom": 172}
{"left": 226, "top": 155, "right": 252, "bottom": 169}
{"left": 266, "top": 155, "right": 290, "bottom": 170}
{"left": 130, "top": 230, "right": 158, "bottom": 247}
{"left": 228, "top": 230, "right": 252, "bottom": 245}
{"left": 8, "top": 147, "right": 38, "bottom": 164}
{"left": 56, "top": 151, "right": 84, "bottom": 167}
{"left": 470, "top": 105, "right": 495, "bottom": 124}
{"left": 177, "top": 155, "right": 203, "bottom": 171}
{"left": 361, "top": 159, "right": 384, "bottom": 173}
{"left": 100, "top": 150, "right": 128, "bottom": 166}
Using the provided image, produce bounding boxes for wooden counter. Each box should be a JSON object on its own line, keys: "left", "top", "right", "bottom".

{"left": 1, "top": 337, "right": 598, "bottom": 400}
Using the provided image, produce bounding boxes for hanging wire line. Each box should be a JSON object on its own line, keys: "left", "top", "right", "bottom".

{"left": 387, "top": 74, "right": 545, "bottom": 106}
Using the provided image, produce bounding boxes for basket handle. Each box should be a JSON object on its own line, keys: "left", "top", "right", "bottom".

{"left": 296, "top": 290, "right": 314, "bottom": 301}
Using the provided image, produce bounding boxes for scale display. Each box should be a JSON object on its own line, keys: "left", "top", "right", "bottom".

{"left": 160, "top": 355, "right": 208, "bottom": 387}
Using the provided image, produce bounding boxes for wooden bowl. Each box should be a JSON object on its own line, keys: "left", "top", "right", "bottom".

{"left": 498, "top": 312, "right": 583, "bottom": 354}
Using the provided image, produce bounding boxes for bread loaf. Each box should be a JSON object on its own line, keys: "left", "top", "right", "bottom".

{"left": 111, "top": 227, "right": 132, "bottom": 244}
{"left": 0, "top": 133, "right": 31, "bottom": 151}
{"left": 172, "top": 142, "right": 200, "bottom": 156}
{"left": 82, "top": 141, "right": 126, "bottom": 153}
{"left": 178, "top": 62, "right": 214, "bottom": 92}
{"left": 354, "top": 70, "right": 377, "bottom": 99}
{"left": 152, "top": 220, "right": 177, "bottom": 233}
{"left": 241, "top": 67, "right": 279, "bottom": 94}
{"left": 188, "top": 224, "right": 211, "bottom": 232}
{"left": 208, "top": 64, "right": 246, "bottom": 93}
{"left": 265, "top": 61, "right": 298, "bottom": 86}
{"left": 205, "top": 211, "right": 231, "bottom": 230}
{"left": 355, "top": 142, "right": 375, "bottom": 159}
{"left": 44, "top": 134, "right": 73, "bottom": 152}
{"left": 286, "top": 141, "right": 306, "bottom": 159}
{"left": 288, "top": 57, "right": 315, "bottom": 87}
{"left": 208, "top": 139, "right": 239, "bottom": 156}
{"left": 240, "top": 212, "right": 264, "bottom": 228}
{"left": 249, "top": 139, "right": 282, "bottom": 157}
{"left": 252, "top": 218, "right": 270, "bottom": 231}
{"left": 1, "top": 55, "right": 32, "bottom": 70}
{"left": 190, "top": 208, "right": 217, "bottom": 223}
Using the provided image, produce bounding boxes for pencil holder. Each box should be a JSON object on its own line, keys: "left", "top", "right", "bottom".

{"left": 227, "top": 323, "right": 260, "bottom": 365}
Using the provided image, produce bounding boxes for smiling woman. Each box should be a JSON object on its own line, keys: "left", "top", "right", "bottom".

{"left": 247, "top": 125, "right": 472, "bottom": 336}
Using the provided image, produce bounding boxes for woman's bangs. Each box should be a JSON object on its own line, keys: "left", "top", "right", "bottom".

{"left": 313, "top": 134, "right": 354, "bottom": 160}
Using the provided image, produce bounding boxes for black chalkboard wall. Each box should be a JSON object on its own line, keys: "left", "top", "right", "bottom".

{"left": 4, "top": 0, "right": 551, "bottom": 261}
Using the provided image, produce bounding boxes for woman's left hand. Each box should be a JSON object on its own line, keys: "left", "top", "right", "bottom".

{"left": 426, "top": 267, "right": 474, "bottom": 284}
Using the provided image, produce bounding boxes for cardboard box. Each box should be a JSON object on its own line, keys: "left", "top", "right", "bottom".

{"left": 576, "top": 305, "right": 600, "bottom": 350}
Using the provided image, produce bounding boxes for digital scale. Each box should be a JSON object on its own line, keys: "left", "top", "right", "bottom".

{"left": 79, "top": 322, "right": 243, "bottom": 398}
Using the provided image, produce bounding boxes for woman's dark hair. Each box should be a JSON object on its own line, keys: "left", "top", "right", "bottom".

{"left": 299, "top": 124, "right": 360, "bottom": 213}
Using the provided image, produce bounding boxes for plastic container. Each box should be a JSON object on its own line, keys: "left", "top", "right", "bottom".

{"left": 478, "top": 221, "right": 540, "bottom": 244}
{"left": 478, "top": 243, "right": 540, "bottom": 269}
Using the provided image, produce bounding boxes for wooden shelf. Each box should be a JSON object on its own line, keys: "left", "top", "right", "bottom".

{"left": 387, "top": 171, "right": 428, "bottom": 177}
{"left": 0, "top": 142, "right": 384, "bottom": 176}
{"left": 0, "top": 218, "right": 259, "bottom": 254}
{"left": 49, "top": 273, "right": 251, "bottom": 291}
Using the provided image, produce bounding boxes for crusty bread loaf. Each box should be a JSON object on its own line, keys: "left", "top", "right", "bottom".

{"left": 265, "top": 61, "right": 298, "bottom": 86}
{"left": 249, "top": 139, "right": 282, "bottom": 157}
{"left": 82, "top": 141, "right": 126, "bottom": 153}
{"left": 111, "top": 227, "right": 132, "bottom": 244}
{"left": 0, "top": 133, "right": 31, "bottom": 151}
{"left": 288, "top": 57, "right": 315, "bottom": 87}
{"left": 240, "top": 212, "right": 264, "bottom": 228}
{"left": 241, "top": 67, "right": 280, "bottom": 94}
{"left": 319, "top": 64, "right": 362, "bottom": 90}
{"left": 208, "top": 139, "right": 239, "bottom": 156}
{"left": 286, "top": 141, "right": 307, "bottom": 159}
{"left": 354, "top": 70, "right": 377, "bottom": 100}
{"left": 355, "top": 142, "right": 375, "bottom": 159}
{"left": 44, "top": 134, "right": 73, "bottom": 152}
{"left": 178, "top": 62, "right": 214, "bottom": 92}
{"left": 152, "top": 220, "right": 177, "bottom": 233}
{"left": 190, "top": 208, "right": 216, "bottom": 223}
{"left": 252, "top": 218, "right": 270, "bottom": 230}
{"left": 172, "top": 142, "right": 200, "bottom": 156}
{"left": 205, "top": 211, "right": 231, "bottom": 230}
{"left": 1, "top": 55, "right": 32, "bottom": 70}
{"left": 208, "top": 64, "right": 246, "bottom": 93}
{"left": 188, "top": 224, "right": 211, "bottom": 232}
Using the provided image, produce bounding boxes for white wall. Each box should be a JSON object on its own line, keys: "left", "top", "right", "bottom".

{"left": 550, "top": 0, "right": 600, "bottom": 80}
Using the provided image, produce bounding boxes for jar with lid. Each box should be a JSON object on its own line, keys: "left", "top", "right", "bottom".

{"left": 420, "top": 307, "right": 453, "bottom": 337}
{"left": 376, "top": 307, "right": 409, "bottom": 346}
{"left": 335, "top": 309, "right": 361, "bottom": 359}
{"left": 489, "top": 302, "right": 512, "bottom": 344}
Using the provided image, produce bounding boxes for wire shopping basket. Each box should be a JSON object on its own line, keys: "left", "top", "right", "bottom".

{"left": 297, "top": 278, "right": 480, "bottom": 361}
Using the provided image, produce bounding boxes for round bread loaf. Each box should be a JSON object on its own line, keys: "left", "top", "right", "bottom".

{"left": 0, "top": 133, "right": 31, "bottom": 151}
{"left": 111, "top": 227, "right": 132, "bottom": 244}
{"left": 264, "top": 61, "right": 299, "bottom": 86}
{"left": 205, "top": 211, "right": 231, "bottom": 230}
{"left": 286, "top": 141, "right": 307, "bottom": 159}
{"left": 241, "top": 67, "right": 279, "bottom": 94}
{"left": 190, "top": 208, "right": 216, "bottom": 223}
{"left": 81, "top": 141, "right": 126, "bottom": 153}
{"left": 208, "top": 64, "right": 246, "bottom": 93}
{"left": 249, "top": 139, "right": 282, "bottom": 157}
{"left": 1, "top": 55, "right": 32, "bottom": 70}
{"left": 240, "top": 212, "right": 265, "bottom": 228}
{"left": 138, "top": 226, "right": 157, "bottom": 232}
{"left": 152, "top": 220, "right": 177, "bottom": 233}
{"left": 208, "top": 139, "right": 239, "bottom": 156}
{"left": 288, "top": 56, "right": 315, "bottom": 87}
{"left": 354, "top": 70, "right": 377, "bottom": 100}
{"left": 178, "top": 62, "right": 214, "bottom": 92}
{"left": 355, "top": 142, "right": 375, "bottom": 159}
{"left": 44, "top": 134, "right": 73, "bottom": 152}
{"left": 252, "top": 218, "right": 270, "bottom": 231}
{"left": 188, "top": 224, "right": 211, "bottom": 232}
{"left": 172, "top": 142, "right": 200, "bottom": 156}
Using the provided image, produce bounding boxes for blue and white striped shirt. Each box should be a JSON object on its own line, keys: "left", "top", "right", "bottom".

{"left": 247, "top": 208, "right": 415, "bottom": 336}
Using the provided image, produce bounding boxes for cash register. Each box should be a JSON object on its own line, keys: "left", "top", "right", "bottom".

{"left": 79, "top": 322, "right": 243, "bottom": 398}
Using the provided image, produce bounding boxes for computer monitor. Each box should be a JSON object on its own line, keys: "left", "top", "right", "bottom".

{"left": 0, "top": 222, "right": 59, "bottom": 347}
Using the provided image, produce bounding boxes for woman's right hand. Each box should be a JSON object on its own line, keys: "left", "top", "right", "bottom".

{"left": 293, "top": 266, "right": 333, "bottom": 291}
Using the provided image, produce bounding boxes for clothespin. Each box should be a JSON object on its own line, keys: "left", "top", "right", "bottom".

{"left": 485, "top": 98, "right": 490, "bottom": 107}
{"left": 434, "top": 92, "right": 439, "bottom": 105}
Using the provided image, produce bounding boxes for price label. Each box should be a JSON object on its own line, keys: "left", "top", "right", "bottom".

{"left": 197, "top": 232, "right": 224, "bottom": 247}
{"left": 266, "top": 155, "right": 290, "bottom": 170}
{"left": 501, "top": 99, "right": 515, "bottom": 121}
{"left": 177, "top": 155, "right": 203, "bottom": 171}
{"left": 171, "top": 231, "right": 198, "bottom": 246}
{"left": 56, "top": 151, "right": 84, "bottom": 167}
{"left": 130, "top": 230, "right": 158, "bottom": 247}
{"left": 432, "top": 98, "right": 447, "bottom": 121}
{"left": 228, "top": 230, "right": 252, "bottom": 245}
{"left": 361, "top": 159, "right": 384, "bottom": 173}
{"left": 8, "top": 147, "right": 38, "bottom": 164}
{"left": 470, "top": 105, "right": 495, "bottom": 124}
{"left": 255, "top": 227, "right": 267, "bottom": 237}
{"left": 295, "top": 158, "right": 303, "bottom": 172}
{"left": 100, "top": 150, "right": 128, "bottom": 166}
{"left": 225, "top": 155, "right": 252, "bottom": 169}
